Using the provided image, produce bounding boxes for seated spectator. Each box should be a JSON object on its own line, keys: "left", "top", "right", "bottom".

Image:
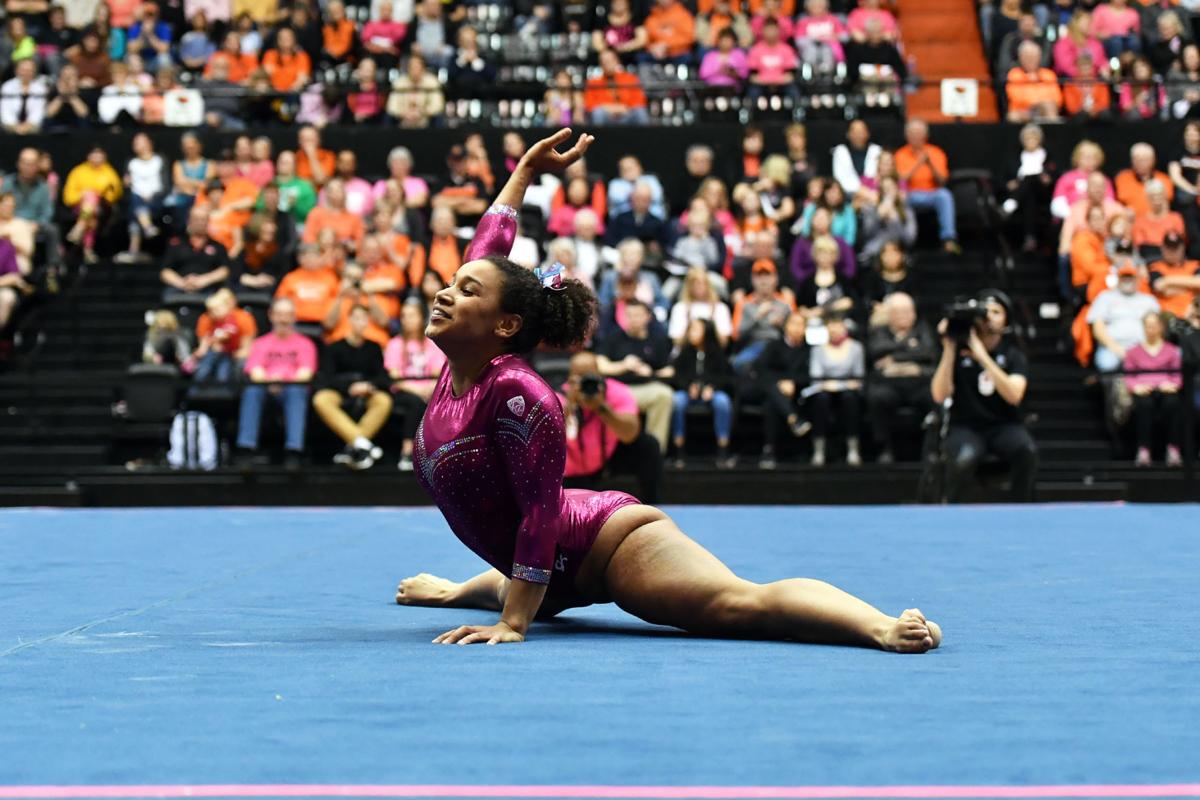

{"left": 178, "top": 12, "right": 216, "bottom": 75}
{"left": 66, "top": 30, "right": 111, "bottom": 89}
{"left": 668, "top": 265, "right": 732, "bottom": 346}
{"left": 140, "top": 310, "right": 191, "bottom": 367}
{"left": 404, "top": 0, "right": 452, "bottom": 68}
{"left": 748, "top": 310, "right": 810, "bottom": 468}
{"left": 430, "top": 143, "right": 488, "bottom": 227}
{"left": 0, "top": 59, "right": 47, "bottom": 135}
{"left": 796, "top": 235, "right": 859, "bottom": 324}
{"left": 670, "top": 318, "right": 735, "bottom": 467}
{"left": 677, "top": 145, "right": 717, "bottom": 212}
{"left": 695, "top": 0, "right": 752, "bottom": 52}
{"left": 97, "top": 61, "right": 143, "bottom": 125}
{"left": 385, "top": 300, "right": 445, "bottom": 471}
{"left": 235, "top": 297, "right": 317, "bottom": 470}
{"left": 1147, "top": 10, "right": 1189, "bottom": 76}
{"left": 808, "top": 313, "right": 865, "bottom": 466}
{"left": 191, "top": 288, "right": 256, "bottom": 384}
{"left": 262, "top": 27, "right": 312, "bottom": 95}
{"left": 0, "top": 193, "right": 34, "bottom": 280}
{"left": 699, "top": 27, "right": 749, "bottom": 91}
{"left": 1089, "top": 261, "right": 1162, "bottom": 372}
{"left": 859, "top": 176, "right": 916, "bottom": 261}
{"left": 163, "top": 132, "right": 214, "bottom": 227}
{"left": 605, "top": 181, "right": 667, "bottom": 252}
{"left": 1117, "top": 143, "right": 1174, "bottom": 219}
{"left": 424, "top": 206, "right": 469, "bottom": 285}
{"left": 750, "top": 0, "right": 795, "bottom": 41}
{"left": 866, "top": 292, "right": 935, "bottom": 463}
{"left": 196, "top": 57, "right": 243, "bottom": 129}
{"left": 832, "top": 120, "right": 882, "bottom": 199}
{"left": 551, "top": 159, "right": 607, "bottom": 226}
{"left": 794, "top": 0, "right": 847, "bottom": 71}
{"left": 205, "top": 31, "right": 259, "bottom": 84}
{"left": 0, "top": 231, "right": 31, "bottom": 329}
{"left": 796, "top": 179, "right": 857, "bottom": 247}
{"left": 1006, "top": 41, "right": 1062, "bottom": 122}
{"left": 597, "top": 238, "right": 669, "bottom": 336}
{"left": 1118, "top": 55, "right": 1165, "bottom": 120}
{"left": 322, "top": 260, "right": 394, "bottom": 345}
{"left": 203, "top": 154, "right": 260, "bottom": 255}
{"left": 320, "top": 0, "right": 357, "bottom": 67}
{"left": 593, "top": 0, "right": 647, "bottom": 59}
{"left": 346, "top": 58, "right": 386, "bottom": 126}
{"left": 361, "top": 0, "right": 407, "bottom": 71}
{"left": 160, "top": 207, "right": 231, "bottom": 302}
{"left": 1052, "top": 140, "right": 1113, "bottom": 221}
{"left": 1168, "top": 123, "right": 1200, "bottom": 245}
{"left": 596, "top": 299, "right": 674, "bottom": 453}
{"left": 789, "top": 206, "right": 856, "bottom": 284}
{"left": 745, "top": 154, "right": 797, "bottom": 230}
{"left": 275, "top": 242, "right": 340, "bottom": 324}
{"left": 62, "top": 145, "right": 121, "bottom": 264}
{"left": 373, "top": 146, "right": 430, "bottom": 211}
{"left": 1166, "top": 43, "right": 1200, "bottom": 119}
{"left": 126, "top": 2, "right": 173, "bottom": 70}
{"left": 847, "top": 0, "right": 898, "bottom": 43}
{"left": 1132, "top": 179, "right": 1184, "bottom": 260}
{"left": 234, "top": 215, "right": 289, "bottom": 296}
{"left": 996, "top": 12, "right": 1050, "bottom": 76}
{"left": 1092, "top": 0, "right": 1142, "bottom": 59}
{"left": 294, "top": 125, "right": 333, "bottom": 187}
{"left": 1124, "top": 311, "right": 1183, "bottom": 467}
{"left": 895, "top": 118, "right": 960, "bottom": 254}
{"left": 1063, "top": 50, "right": 1112, "bottom": 121}
{"left": 643, "top": 0, "right": 696, "bottom": 64}
{"left": 544, "top": 68, "right": 586, "bottom": 126}
{"left": 447, "top": 25, "right": 496, "bottom": 94}
{"left": 548, "top": 177, "right": 604, "bottom": 238}
{"left": 560, "top": 350, "right": 662, "bottom": 503}
{"left": 1, "top": 148, "right": 53, "bottom": 239}
{"left": 303, "top": 179, "right": 366, "bottom": 252}
{"left": 243, "top": 138, "right": 275, "bottom": 189}
{"left": 844, "top": 17, "right": 907, "bottom": 101}
{"left": 1060, "top": 173, "right": 1130, "bottom": 286}
{"left": 585, "top": 49, "right": 650, "bottom": 126}
{"left": 1053, "top": 11, "right": 1107, "bottom": 79}
{"left": 318, "top": 151, "right": 374, "bottom": 219}
{"left": 731, "top": 258, "right": 793, "bottom": 371}
{"left": 42, "top": 65, "right": 93, "bottom": 130}
{"left": 118, "top": 132, "right": 167, "bottom": 263}
{"left": 861, "top": 241, "right": 920, "bottom": 327}
{"left": 270, "top": 151, "right": 317, "bottom": 227}
{"left": 1002, "top": 122, "right": 1053, "bottom": 254}
{"left": 1149, "top": 232, "right": 1200, "bottom": 317}
{"left": 313, "top": 304, "right": 394, "bottom": 471}
{"left": 608, "top": 155, "right": 666, "bottom": 220}
{"left": 669, "top": 205, "right": 723, "bottom": 275}
{"left": 746, "top": 18, "right": 799, "bottom": 100}
{"left": 571, "top": 209, "right": 605, "bottom": 288}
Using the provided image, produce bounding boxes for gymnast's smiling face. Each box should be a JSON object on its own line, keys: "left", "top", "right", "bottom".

{"left": 427, "top": 260, "right": 523, "bottom": 354}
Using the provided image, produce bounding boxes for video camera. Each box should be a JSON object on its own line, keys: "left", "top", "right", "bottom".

{"left": 579, "top": 374, "right": 606, "bottom": 398}
{"left": 943, "top": 297, "right": 988, "bottom": 345}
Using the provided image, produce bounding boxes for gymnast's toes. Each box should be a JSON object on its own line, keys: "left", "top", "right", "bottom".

{"left": 396, "top": 573, "right": 459, "bottom": 606}
{"left": 880, "top": 609, "right": 940, "bottom": 654}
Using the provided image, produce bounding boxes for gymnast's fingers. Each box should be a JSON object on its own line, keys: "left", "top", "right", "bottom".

{"left": 434, "top": 625, "right": 474, "bottom": 644}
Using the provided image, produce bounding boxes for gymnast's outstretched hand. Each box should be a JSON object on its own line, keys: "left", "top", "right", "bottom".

{"left": 520, "top": 128, "right": 594, "bottom": 175}
{"left": 434, "top": 621, "right": 525, "bottom": 645}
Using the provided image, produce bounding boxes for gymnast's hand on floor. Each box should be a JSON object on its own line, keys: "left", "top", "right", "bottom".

{"left": 434, "top": 622, "right": 525, "bottom": 645}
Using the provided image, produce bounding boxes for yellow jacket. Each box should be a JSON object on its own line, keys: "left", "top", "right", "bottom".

{"left": 63, "top": 162, "right": 123, "bottom": 207}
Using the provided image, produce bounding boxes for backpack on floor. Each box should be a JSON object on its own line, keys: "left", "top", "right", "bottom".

{"left": 167, "top": 411, "right": 218, "bottom": 471}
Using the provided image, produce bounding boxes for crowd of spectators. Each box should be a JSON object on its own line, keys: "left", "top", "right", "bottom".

{"left": 0, "top": 0, "right": 909, "bottom": 132}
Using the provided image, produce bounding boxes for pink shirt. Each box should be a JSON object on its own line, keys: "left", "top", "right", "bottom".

{"left": 1051, "top": 168, "right": 1116, "bottom": 218}
{"left": 239, "top": 161, "right": 275, "bottom": 189}
{"left": 1091, "top": 5, "right": 1140, "bottom": 38}
{"left": 384, "top": 335, "right": 446, "bottom": 389}
{"left": 361, "top": 20, "right": 407, "bottom": 51}
{"left": 1053, "top": 37, "right": 1107, "bottom": 78}
{"left": 699, "top": 48, "right": 749, "bottom": 87}
{"left": 795, "top": 13, "right": 847, "bottom": 60}
{"left": 108, "top": 0, "right": 141, "bottom": 28}
{"left": 747, "top": 42, "right": 798, "bottom": 84}
{"left": 372, "top": 176, "right": 429, "bottom": 206}
{"left": 320, "top": 176, "right": 375, "bottom": 217}
{"left": 559, "top": 378, "right": 638, "bottom": 477}
{"left": 846, "top": 8, "right": 897, "bottom": 38}
{"left": 546, "top": 205, "right": 605, "bottom": 238}
{"left": 1123, "top": 341, "right": 1182, "bottom": 392}
{"left": 185, "top": 0, "right": 230, "bottom": 22}
{"left": 243, "top": 331, "right": 318, "bottom": 381}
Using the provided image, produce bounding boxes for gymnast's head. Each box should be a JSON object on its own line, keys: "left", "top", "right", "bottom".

{"left": 426, "top": 255, "right": 597, "bottom": 357}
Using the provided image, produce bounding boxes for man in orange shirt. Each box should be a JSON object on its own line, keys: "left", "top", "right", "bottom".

{"left": 323, "top": 261, "right": 393, "bottom": 345}
{"left": 1115, "top": 142, "right": 1173, "bottom": 218}
{"left": 1149, "top": 232, "right": 1200, "bottom": 317}
{"left": 1132, "top": 178, "right": 1185, "bottom": 260}
{"left": 894, "top": 118, "right": 960, "bottom": 253}
{"left": 585, "top": 49, "right": 650, "bottom": 125}
{"left": 303, "top": 179, "right": 365, "bottom": 251}
{"left": 295, "top": 125, "right": 334, "bottom": 186}
{"left": 275, "top": 243, "right": 341, "bottom": 323}
{"left": 1006, "top": 41, "right": 1062, "bottom": 122}
{"left": 644, "top": 0, "right": 697, "bottom": 62}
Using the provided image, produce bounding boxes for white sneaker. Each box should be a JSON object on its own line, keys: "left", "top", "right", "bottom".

{"left": 398, "top": 455, "right": 413, "bottom": 472}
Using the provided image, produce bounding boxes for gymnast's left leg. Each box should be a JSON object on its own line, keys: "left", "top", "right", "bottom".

{"left": 592, "top": 507, "right": 941, "bottom": 653}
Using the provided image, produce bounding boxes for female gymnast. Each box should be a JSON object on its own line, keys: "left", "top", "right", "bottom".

{"left": 396, "top": 129, "right": 941, "bottom": 653}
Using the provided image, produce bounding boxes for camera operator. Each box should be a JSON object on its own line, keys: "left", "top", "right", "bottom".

{"left": 931, "top": 290, "right": 1038, "bottom": 502}
{"left": 560, "top": 351, "right": 664, "bottom": 503}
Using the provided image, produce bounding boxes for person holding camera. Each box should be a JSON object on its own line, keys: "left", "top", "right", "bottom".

{"left": 560, "top": 350, "right": 663, "bottom": 504}
{"left": 931, "top": 290, "right": 1038, "bottom": 502}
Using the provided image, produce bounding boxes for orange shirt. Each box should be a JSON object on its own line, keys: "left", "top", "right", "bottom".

{"left": 697, "top": 0, "right": 794, "bottom": 14}
{"left": 275, "top": 266, "right": 341, "bottom": 322}
{"left": 385, "top": 233, "right": 427, "bottom": 288}
{"left": 295, "top": 148, "right": 335, "bottom": 185}
{"left": 644, "top": 2, "right": 696, "bottom": 58}
{"left": 1115, "top": 169, "right": 1173, "bottom": 218}
{"left": 1149, "top": 259, "right": 1200, "bottom": 317}
{"left": 1005, "top": 67, "right": 1063, "bottom": 114}
{"left": 1063, "top": 80, "right": 1111, "bottom": 116}
{"left": 197, "top": 177, "right": 260, "bottom": 251}
{"left": 205, "top": 51, "right": 259, "bottom": 83}
{"left": 326, "top": 298, "right": 391, "bottom": 346}
{"left": 322, "top": 19, "right": 356, "bottom": 60}
{"left": 895, "top": 144, "right": 949, "bottom": 192}
{"left": 261, "top": 49, "right": 311, "bottom": 92}
{"left": 361, "top": 261, "right": 406, "bottom": 320}
{"left": 584, "top": 71, "right": 647, "bottom": 112}
{"left": 303, "top": 206, "right": 365, "bottom": 248}
{"left": 196, "top": 307, "right": 258, "bottom": 351}
{"left": 1070, "top": 229, "right": 1110, "bottom": 296}
{"left": 1132, "top": 211, "right": 1185, "bottom": 248}
{"left": 426, "top": 235, "right": 462, "bottom": 284}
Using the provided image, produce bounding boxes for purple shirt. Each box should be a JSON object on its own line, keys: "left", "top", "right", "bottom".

{"left": 1123, "top": 341, "right": 1182, "bottom": 393}
{"left": 699, "top": 48, "right": 749, "bottom": 87}
{"left": 414, "top": 206, "right": 639, "bottom": 591}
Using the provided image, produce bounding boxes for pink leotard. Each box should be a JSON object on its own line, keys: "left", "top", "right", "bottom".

{"left": 413, "top": 204, "right": 640, "bottom": 601}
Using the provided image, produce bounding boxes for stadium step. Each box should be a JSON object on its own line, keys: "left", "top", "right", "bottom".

{"left": 0, "top": 445, "right": 108, "bottom": 467}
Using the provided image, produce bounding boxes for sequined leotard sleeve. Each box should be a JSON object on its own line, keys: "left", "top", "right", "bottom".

{"left": 463, "top": 203, "right": 518, "bottom": 263}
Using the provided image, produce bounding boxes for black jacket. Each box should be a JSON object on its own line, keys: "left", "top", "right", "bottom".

{"left": 317, "top": 338, "right": 389, "bottom": 394}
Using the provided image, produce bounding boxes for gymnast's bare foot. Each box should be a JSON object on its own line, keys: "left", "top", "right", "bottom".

{"left": 878, "top": 608, "right": 941, "bottom": 653}
{"left": 396, "top": 573, "right": 460, "bottom": 606}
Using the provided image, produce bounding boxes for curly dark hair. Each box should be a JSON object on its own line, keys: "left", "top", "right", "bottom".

{"left": 482, "top": 255, "right": 596, "bottom": 353}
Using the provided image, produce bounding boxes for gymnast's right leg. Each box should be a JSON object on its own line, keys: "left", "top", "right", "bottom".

{"left": 396, "top": 569, "right": 507, "bottom": 611}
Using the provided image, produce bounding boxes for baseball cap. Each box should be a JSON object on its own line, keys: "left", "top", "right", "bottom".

{"left": 1117, "top": 263, "right": 1138, "bottom": 277}
{"left": 1163, "top": 231, "right": 1184, "bottom": 249}
{"left": 446, "top": 144, "right": 466, "bottom": 162}
{"left": 751, "top": 259, "right": 776, "bottom": 275}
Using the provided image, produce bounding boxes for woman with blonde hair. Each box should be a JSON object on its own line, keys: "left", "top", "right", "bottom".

{"left": 1053, "top": 11, "right": 1108, "bottom": 79}
{"left": 753, "top": 154, "right": 798, "bottom": 227}
{"left": 667, "top": 265, "right": 733, "bottom": 347}
{"left": 1051, "top": 140, "right": 1114, "bottom": 219}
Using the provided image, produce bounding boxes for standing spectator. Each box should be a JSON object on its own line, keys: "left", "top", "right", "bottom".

{"left": 386, "top": 53, "right": 443, "bottom": 128}
{"left": 1003, "top": 122, "right": 1053, "bottom": 254}
{"left": 1124, "top": 311, "right": 1183, "bottom": 467}
{"left": 668, "top": 266, "right": 732, "bottom": 346}
{"left": 118, "top": 132, "right": 167, "bottom": 263}
{"left": 1005, "top": 41, "right": 1062, "bottom": 122}
{"left": 699, "top": 27, "right": 749, "bottom": 91}
{"left": 275, "top": 242, "right": 340, "bottom": 324}
{"left": 585, "top": 48, "right": 650, "bottom": 125}
{"left": 1089, "top": 262, "right": 1161, "bottom": 372}
{"left": 1149, "top": 232, "right": 1200, "bottom": 317}
{"left": 794, "top": 0, "right": 847, "bottom": 71}
{"left": 746, "top": 18, "right": 798, "bottom": 100}
{"left": 643, "top": 0, "right": 696, "bottom": 64}
{"left": 895, "top": 118, "right": 961, "bottom": 254}
{"left": 832, "top": 119, "right": 882, "bottom": 198}
{"left": 235, "top": 297, "right": 317, "bottom": 470}
{"left": 808, "top": 314, "right": 865, "bottom": 466}
{"left": 159, "top": 207, "right": 231, "bottom": 301}
{"left": 384, "top": 300, "right": 445, "bottom": 472}
{"left": 1132, "top": 179, "right": 1184, "bottom": 261}
{"left": 670, "top": 318, "right": 736, "bottom": 467}
{"left": 191, "top": 288, "right": 256, "bottom": 384}
{"left": 597, "top": 298, "right": 674, "bottom": 454}
{"left": 262, "top": 27, "right": 312, "bottom": 95}
{"left": 753, "top": 310, "right": 811, "bottom": 469}
{"left": 1053, "top": 11, "right": 1107, "bottom": 79}
{"left": 1116, "top": 143, "right": 1173, "bottom": 219}
{"left": 313, "top": 305, "right": 394, "bottom": 471}
{"left": 62, "top": 145, "right": 121, "bottom": 264}
{"left": 0, "top": 59, "right": 47, "bottom": 135}
{"left": 866, "top": 292, "right": 935, "bottom": 463}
